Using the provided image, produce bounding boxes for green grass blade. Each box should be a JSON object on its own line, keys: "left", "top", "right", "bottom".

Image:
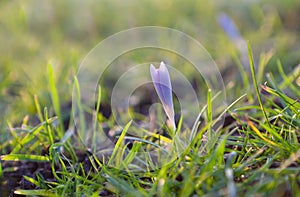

{"left": 173, "top": 115, "right": 185, "bottom": 155}
{"left": 262, "top": 85, "right": 300, "bottom": 113}
{"left": 196, "top": 134, "right": 228, "bottom": 188}
{"left": 74, "top": 76, "right": 86, "bottom": 145}
{"left": 23, "top": 175, "right": 42, "bottom": 188}
{"left": 93, "top": 85, "right": 102, "bottom": 152}
{"left": 277, "top": 60, "right": 300, "bottom": 97}
{"left": 121, "top": 142, "right": 142, "bottom": 169}
{"left": 1, "top": 154, "right": 49, "bottom": 162}
{"left": 10, "top": 119, "right": 52, "bottom": 153}
{"left": 34, "top": 95, "right": 44, "bottom": 123}
{"left": 7, "top": 121, "right": 23, "bottom": 151}
{"left": 190, "top": 91, "right": 222, "bottom": 142}
{"left": 44, "top": 107, "right": 54, "bottom": 145}
{"left": 108, "top": 120, "right": 132, "bottom": 166}
{"left": 123, "top": 136, "right": 168, "bottom": 153}
{"left": 213, "top": 93, "right": 247, "bottom": 125}
{"left": 246, "top": 117, "right": 280, "bottom": 148}
{"left": 0, "top": 159, "right": 2, "bottom": 178}
{"left": 248, "top": 41, "right": 271, "bottom": 127}
{"left": 207, "top": 88, "right": 212, "bottom": 141}
{"left": 47, "top": 62, "right": 64, "bottom": 137}
{"left": 14, "top": 189, "right": 56, "bottom": 197}
{"left": 257, "top": 50, "right": 273, "bottom": 84}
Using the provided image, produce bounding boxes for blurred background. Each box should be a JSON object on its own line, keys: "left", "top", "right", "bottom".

{"left": 0, "top": 0, "right": 300, "bottom": 148}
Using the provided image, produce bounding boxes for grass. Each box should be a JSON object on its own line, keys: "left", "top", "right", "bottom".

{"left": 1, "top": 51, "right": 299, "bottom": 196}
{"left": 1, "top": 0, "right": 300, "bottom": 196}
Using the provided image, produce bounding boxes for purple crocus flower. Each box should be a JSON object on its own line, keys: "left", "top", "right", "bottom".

{"left": 150, "top": 62, "right": 176, "bottom": 130}
{"left": 217, "top": 13, "right": 241, "bottom": 41}
{"left": 218, "top": 12, "right": 250, "bottom": 70}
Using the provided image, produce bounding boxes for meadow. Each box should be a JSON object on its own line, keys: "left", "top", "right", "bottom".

{"left": 0, "top": 0, "right": 300, "bottom": 196}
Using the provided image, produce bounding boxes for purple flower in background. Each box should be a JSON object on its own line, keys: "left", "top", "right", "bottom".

{"left": 150, "top": 62, "right": 176, "bottom": 130}
{"left": 218, "top": 12, "right": 250, "bottom": 70}
{"left": 217, "top": 13, "right": 241, "bottom": 41}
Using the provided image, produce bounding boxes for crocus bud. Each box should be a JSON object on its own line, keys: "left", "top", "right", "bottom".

{"left": 150, "top": 62, "right": 176, "bottom": 130}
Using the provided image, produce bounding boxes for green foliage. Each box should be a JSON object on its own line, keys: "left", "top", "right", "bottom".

{"left": 0, "top": 0, "right": 300, "bottom": 196}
